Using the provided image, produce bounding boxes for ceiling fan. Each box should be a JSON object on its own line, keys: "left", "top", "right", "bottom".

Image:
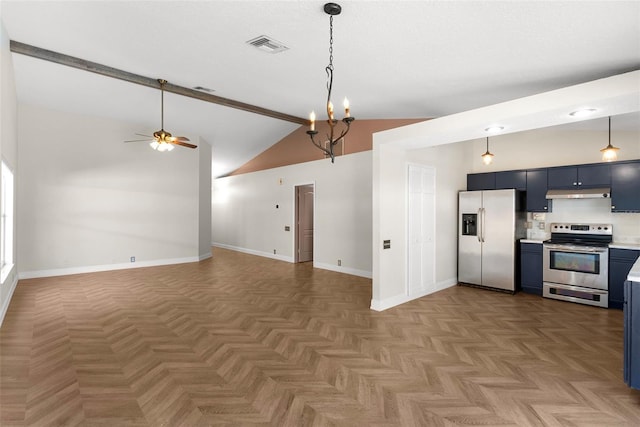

{"left": 125, "top": 79, "right": 197, "bottom": 151}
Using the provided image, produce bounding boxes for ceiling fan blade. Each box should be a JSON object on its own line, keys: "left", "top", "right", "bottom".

{"left": 124, "top": 139, "right": 153, "bottom": 143}
{"left": 135, "top": 133, "right": 153, "bottom": 138}
{"left": 174, "top": 136, "right": 191, "bottom": 142}
{"left": 172, "top": 140, "right": 198, "bottom": 149}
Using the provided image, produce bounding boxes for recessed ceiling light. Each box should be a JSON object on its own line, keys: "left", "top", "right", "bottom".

{"left": 484, "top": 126, "right": 504, "bottom": 133}
{"left": 569, "top": 108, "right": 597, "bottom": 118}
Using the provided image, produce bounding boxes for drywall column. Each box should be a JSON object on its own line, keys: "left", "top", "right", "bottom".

{"left": 371, "top": 140, "right": 409, "bottom": 310}
{"left": 198, "top": 137, "right": 212, "bottom": 259}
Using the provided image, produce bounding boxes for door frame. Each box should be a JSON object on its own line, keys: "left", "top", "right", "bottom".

{"left": 293, "top": 182, "right": 316, "bottom": 263}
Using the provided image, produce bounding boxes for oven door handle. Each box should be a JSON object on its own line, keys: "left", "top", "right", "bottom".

{"left": 544, "top": 244, "right": 608, "bottom": 253}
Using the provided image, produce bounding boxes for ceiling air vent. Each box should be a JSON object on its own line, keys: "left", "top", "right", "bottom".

{"left": 246, "top": 35, "right": 289, "bottom": 54}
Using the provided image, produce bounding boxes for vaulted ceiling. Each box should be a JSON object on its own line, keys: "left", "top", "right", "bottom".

{"left": 2, "top": 1, "right": 639, "bottom": 176}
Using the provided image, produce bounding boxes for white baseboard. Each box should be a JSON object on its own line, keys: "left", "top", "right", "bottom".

{"left": 211, "top": 244, "right": 372, "bottom": 278}
{"left": 199, "top": 252, "right": 213, "bottom": 261}
{"left": 370, "top": 277, "right": 457, "bottom": 311}
{"left": 313, "top": 262, "right": 372, "bottom": 279}
{"left": 212, "top": 243, "right": 294, "bottom": 263}
{"left": 18, "top": 255, "right": 205, "bottom": 280}
{"left": 0, "top": 273, "right": 19, "bottom": 328}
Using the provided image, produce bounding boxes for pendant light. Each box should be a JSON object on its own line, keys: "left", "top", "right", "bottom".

{"left": 481, "top": 137, "right": 494, "bottom": 165}
{"left": 600, "top": 116, "right": 619, "bottom": 162}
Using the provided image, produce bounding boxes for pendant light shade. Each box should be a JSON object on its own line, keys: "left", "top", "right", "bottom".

{"left": 482, "top": 137, "right": 494, "bottom": 165}
{"left": 600, "top": 116, "right": 619, "bottom": 162}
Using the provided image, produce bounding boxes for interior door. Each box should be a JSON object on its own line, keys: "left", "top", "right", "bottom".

{"left": 296, "top": 184, "right": 314, "bottom": 263}
{"left": 407, "top": 165, "right": 436, "bottom": 296}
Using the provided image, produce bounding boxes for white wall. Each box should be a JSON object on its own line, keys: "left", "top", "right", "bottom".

{"left": 18, "top": 104, "right": 208, "bottom": 277}
{"left": 0, "top": 18, "right": 19, "bottom": 326}
{"left": 212, "top": 151, "right": 372, "bottom": 277}
{"left": 467, "top": 123, "right": 640, "bottom": 172}
{"left": 373, "top": 118, "right": 640, "bottom": 311}
{"left": 372, "top": 141, "right": 469, "bottom": 310}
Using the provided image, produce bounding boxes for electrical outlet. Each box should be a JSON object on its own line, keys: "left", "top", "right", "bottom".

{"left": 130, "top": 256, "right": 135, "bottom": 262}
{"left": 538, "top": 222, "right": 545, "bottom": 230}
{"left": 338, "top": 259, "right": 342, "bottom": 266}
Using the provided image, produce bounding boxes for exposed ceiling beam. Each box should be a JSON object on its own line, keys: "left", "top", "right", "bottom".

{"left": 10, "top": 40, "right": 308, "bottom": 125}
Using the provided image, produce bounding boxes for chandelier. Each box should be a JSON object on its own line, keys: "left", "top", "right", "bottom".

{"left": 307, "top": 2, "right": 354, "bottom": 163}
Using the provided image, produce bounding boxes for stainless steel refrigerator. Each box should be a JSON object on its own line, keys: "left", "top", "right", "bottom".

{"left": 458, "top": 189, "right": 526, "bottom": 292}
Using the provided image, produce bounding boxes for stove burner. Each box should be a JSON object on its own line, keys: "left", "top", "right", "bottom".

{"left": 546, "top": 222, "right": 613, "bottom": 247}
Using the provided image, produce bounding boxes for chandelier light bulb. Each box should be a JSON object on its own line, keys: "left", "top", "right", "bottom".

{"left": 343, "top": 97, "right": 350, "bottom": 117}
{"left": 309, "top": 111, "right": 316, "bottom": 131}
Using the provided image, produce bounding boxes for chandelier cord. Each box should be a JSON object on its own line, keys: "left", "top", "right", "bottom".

{"left": 326, "top": 15, "right": 334, "bottom": 113}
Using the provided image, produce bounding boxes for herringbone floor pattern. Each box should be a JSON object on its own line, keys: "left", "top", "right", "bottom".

{"left": 1, "top": 248, "right": 639, "bottom": 426}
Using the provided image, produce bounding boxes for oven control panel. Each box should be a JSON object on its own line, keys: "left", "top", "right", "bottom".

{"left": 550, "top": 223, "right": 612, "bottom": 235}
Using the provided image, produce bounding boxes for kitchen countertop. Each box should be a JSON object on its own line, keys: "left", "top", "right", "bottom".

{"left": 610, "top": 242, "right": 640, "bottom": 251}
{"left": 629, "top": 257, "right": 640, "bottom": 282}
{"left": 520, "top": 239, "right": 544, "bottom": 244}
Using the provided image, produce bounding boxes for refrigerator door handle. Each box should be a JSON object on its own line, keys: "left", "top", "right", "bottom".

{"left": 477, "top": 208, "right": 482, "bottom": 242}
{"left": 480, "top": 207, "right": 486, "bottom": 243}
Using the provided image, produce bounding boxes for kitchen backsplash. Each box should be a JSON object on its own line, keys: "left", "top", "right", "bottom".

{"left": 526, "top": 198, "right": 640, "bottom": 243}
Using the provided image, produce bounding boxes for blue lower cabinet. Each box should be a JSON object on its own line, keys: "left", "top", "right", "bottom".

{"left": 624, "top": 280, "right": 640, "bottom": 389}
{"left": 610, "top": 249, "right": 640, "bottom": 309}
{"left": 521, "top": 242, "right": 543, "bottom": 295}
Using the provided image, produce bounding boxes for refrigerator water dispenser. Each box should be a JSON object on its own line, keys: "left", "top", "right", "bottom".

{"left": 461, "top": 213, "right": 477, "bottom": 236}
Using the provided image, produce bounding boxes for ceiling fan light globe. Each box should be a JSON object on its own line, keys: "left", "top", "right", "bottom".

{"left": 167, "top": 144, "right": 175, "bottom": 152}
{"left": 149, "top": 141, "right": 160, "bottom": 150}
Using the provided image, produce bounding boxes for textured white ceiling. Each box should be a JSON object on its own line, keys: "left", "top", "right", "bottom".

{"left": 2, "top": 1, "right": 639, "bottom": 175}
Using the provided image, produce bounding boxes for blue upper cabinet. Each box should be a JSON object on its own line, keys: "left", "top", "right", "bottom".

{"left": 611, "top": 161, "right": 640, "bottom": 212}
{"left": 467, "top": 172, "right": 496, "bottom": 191}
{"left": 547, "top": 164, "right": 611, "bottom": 189}
{"left": 496, "top": 170, "right": 526, "bottom": 190}
{"left": 526, "top": 169, "right": 551, "bottom": 212}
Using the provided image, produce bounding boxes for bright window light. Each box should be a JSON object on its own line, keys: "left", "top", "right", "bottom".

{"left": 1, "top": 161, "right": 14, "bottom": 283}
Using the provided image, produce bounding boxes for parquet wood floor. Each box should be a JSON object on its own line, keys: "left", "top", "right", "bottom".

{"left": 1, "top": 248, "right": 639, "bottom": 426}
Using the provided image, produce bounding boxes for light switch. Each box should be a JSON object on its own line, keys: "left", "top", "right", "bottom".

{"left": 383, "top": 240, "right": 391, "bottom": 249}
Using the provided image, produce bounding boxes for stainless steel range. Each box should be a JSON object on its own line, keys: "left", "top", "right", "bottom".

{"left": 543, "top": 223, "right": 612, "bottom": 308}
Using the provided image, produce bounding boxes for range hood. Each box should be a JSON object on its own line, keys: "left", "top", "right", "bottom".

{"left": 545, "top": 188, "right": 611, "bottom": 199}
